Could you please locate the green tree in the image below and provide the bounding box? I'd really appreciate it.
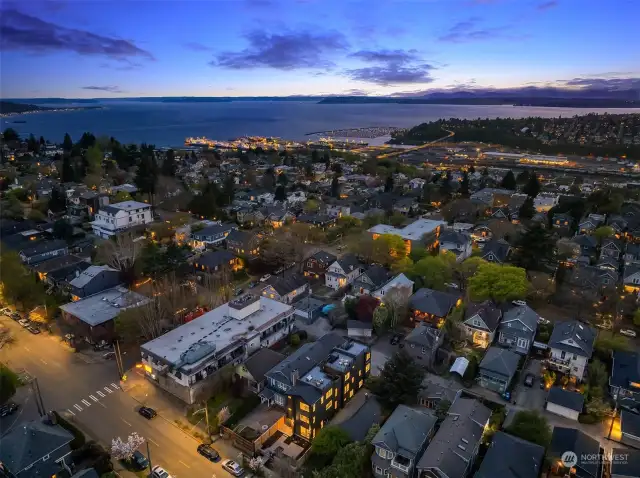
[595,333,630,354]
[633,309,640,327]
[411,256,452,290]
[304,199,320,213]
[500,170,517,190]
[523,171,541,197]
[27,133,40,153]
[331,174,340,197]
[454,256,487,288]
[384,175,394,192]
[505,410,552,447]
[85,145,103,175]
[435,399,452,421]
[161,149,177,177]
[512,223,556,271]
[391,256,413,274]
[53,219,74,241]
[78,132,96,149]
[518,196,536,220]
[593,226,615,244]
[274,185,286,202]
[2,128,20,142]
[460,171,470,196]
[368,350,425,410]
[585,397,612,420]
[373,305,390,332]
[114,190,133,202]
[62,133,73,151]
[516,170,530,184]
[468,263,529,302]
[310,426,352,467]
[372,234,407,265]
[61,156,75,182]
[586,358,608,400]
[134,153,158,203]
[48,187,67,213]
[0,364,19,404]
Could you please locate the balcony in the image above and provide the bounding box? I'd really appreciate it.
[547,356,571,370]
[391,455,412,474]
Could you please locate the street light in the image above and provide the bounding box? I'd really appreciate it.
[193,403,210,438]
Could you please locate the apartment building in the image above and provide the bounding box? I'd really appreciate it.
[91,200,153,238]
[368,219,446,255]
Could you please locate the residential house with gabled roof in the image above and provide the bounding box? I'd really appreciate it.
[261,273,309,304]
[194,250,241,274]
[353,265,391,295]
[573,234,598,257]
[489,206,510,220]
[409,288,462,328]
[480,239,510,264]
[578,213,605,234]
[609,351,640,414]
[261,206,295,229]
[600,237,625,260]
[497,304,538,355]
[236,348,286,394]
[596,255,619,273]
[439,231,472,262]
[303,250,337,280]
[477,346,520,393]
[372,273,414,302]
[296,213,336,229]
[607,214,628,235]
[545,386,585,421]
[623,242,640,266]
[568,265,617,294]
[325,254,364,290]
[225,229,261,259]
[611,448,640,478]
[548,427,603,478]
[475,431,545,478]
[417,398,491,478]
[404,323,444,369]
[370,405,437,478]
[547,320,596,381]
[69,265,121,301]
[462,301,502,349]
[190,222,238,250]
[552,213,574,231]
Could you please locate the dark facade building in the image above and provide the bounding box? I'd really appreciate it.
[225,230,261,259]
[18,240,68,265]
[69,265,121,301]
[303,250,337,280]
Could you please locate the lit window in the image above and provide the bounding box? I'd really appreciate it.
[359,380,364,388]
[326,401,333,410]
[366,352,371,361]
[320,396,324,404]
[300,426,310,439]
[299,402,310,412]
[299,415,309,424]
[325,389,333,399]
[365,363,371,373]
[344,383,350,393]
[345,372,350,381]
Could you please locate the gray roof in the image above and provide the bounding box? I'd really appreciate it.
[549,427,600,478]
[288,382,322,404]
[225,229,256,246]
[69,265,118,288]
[418,379,459,403]
[72,469,100,478]
[409,288,460,317]
[33,254,84,273]
[479,347,520,378]
[611,448,640,478]
[269,273,307,296]
[474,431,545,478]
[405,323,442,350]
[610,351,640,390]
[465,300,502,332]
[547,386,585,412]
[311,250,337,264]
[19,239,67,257]
[500,305,538,332]
[194,222,237,237]
[198,250,236,269]
[623,264,640,281]
[360,265,390,288]
[440,231,471,246]
[339,396,383,442]
[621,410,640,439]
[242,348,286,383]
[481,239,510,262]
[335,253,361,273]
[572,234,597,249]
[347,320,373,330]
[372,405,437,458]
[418,398,491,478]
[548,320,596,358]
[264,332,345,386]
[59,287,150,326]
[0,420,73,475]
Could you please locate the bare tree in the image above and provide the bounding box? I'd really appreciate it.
[156,274,198,328]
[199,270,233,309]
[96,232,145,274]
[261,229,306,269]
[383,286,412,329]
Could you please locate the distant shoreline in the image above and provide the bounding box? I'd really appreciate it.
[0,106,103,118]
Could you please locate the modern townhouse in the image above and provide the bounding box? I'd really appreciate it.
[610,351,640,414]
[548,427,603,478]
[303,250,337,280]
[91,200,153,239]
[69,265,121,301]
[403,323,444,369]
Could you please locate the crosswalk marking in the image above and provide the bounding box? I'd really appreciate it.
[90,395,98,402]
[97,391,105,397]
[67,409,75,416]
[82,399,91,407]
[104,387,113,394]
[111,383,120,390]
[74,404,82,411]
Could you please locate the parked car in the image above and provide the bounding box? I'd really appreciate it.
[138,406,157,420]
[259,274,271,282]
[620,329,637,338]
[151,465,173,478]
[512,300,527,306]
[0,307,11,316]
[26,326,40,335]
[537,317,551,325]
[234,288,244,296]
[18,319,30,328]
[274,267,284,275]
[10,312,21,321]
[524,373,535,387]
[222,459,245,476]
[0,402,19,417]
[129,450,149,471]
[595,321,612,330]
[197,444,220,462]
[103,351,116,360]
[248,281,258,288]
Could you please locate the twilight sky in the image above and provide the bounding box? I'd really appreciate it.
[1,0,638,98]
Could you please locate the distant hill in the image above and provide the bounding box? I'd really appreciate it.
[318,96,640,107]
[0,101,51,115]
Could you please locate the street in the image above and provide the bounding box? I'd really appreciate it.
[0,314,240,477]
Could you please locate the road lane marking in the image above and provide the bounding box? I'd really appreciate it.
[74,404,82,411]
[121,418,131,426]
[81,399,91,407]
[148,438,159,447]
[111,383,120,389]
[67,409,75,416]
[24,346,31,352]
[179,461,191,469]
[97,401,107,408]
[104,387,113,394]
[40,358,48,365]
[90,395,98,402]
[97,391,105,397]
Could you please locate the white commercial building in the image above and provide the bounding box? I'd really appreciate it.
[140,295,294,404]
[91,200,153,238]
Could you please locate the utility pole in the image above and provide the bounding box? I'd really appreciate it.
[204,404,210,437]
[114,340,124,379]
[31,378,45,416]
[146,440,153,471]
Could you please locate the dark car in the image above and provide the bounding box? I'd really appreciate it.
[0,402,19,417]
[26,326,41,335]
[248,281,257,288]
[138,406,157,420]
[10,312,21,321]
[197,444,220,462]
[524,373,535,387]
[234,288,244,296]
[129,450,149,471]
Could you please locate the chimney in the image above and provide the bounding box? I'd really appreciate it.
[291,369,299,386]
[46,411,58,425]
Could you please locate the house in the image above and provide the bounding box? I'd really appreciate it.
[477,346,520,394]
[568,264,617,292]
[408,178,426,190]
[236,207,264,226]
[623,243,640,266]
[225,229,261,259]
[480,239,511,263]
[262,206,295,228]
[601,237,624,260]
[548,427,603,478]
[553,213,574,229]
[347,319,374,340]
[417,379,459,410]
[141,295,295,404]
[303,250,337,280]
[67,189,109,222]
[578,213,605,234]
[417,398,491,478]
[533,193,559,212]
[621,410,640,448]
[470,188,513,206]
[370,405,437,478]
[462,301,502,348]
[623,265,640,293]
[372,273,414,302]
[497,304,538,355]
[489,206,510,220]
[296,213,336,229]
[0,417,75,477]
[573,234,598,257]
[393,197,418,215]
[19,240,68,265]
[325,254,364,290]
[190,222,238,250]
[91,200,153,239]
[261,273,308,304]
[409,288,461,328]
[194,250,241,274]
[545,386,584,420]
[547,320,596,381]
[609,351,640,412]
[236,348,286,395]
[439,231,472,262]
[403,323,444,369]
[60,286,150,345]
[353,265,391,295]
[475,431,545,478]
[33,253,85,282]
[610,448,640,478]
[69,265,121,301]
[368,218,447,256]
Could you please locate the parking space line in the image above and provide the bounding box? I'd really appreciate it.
[179,461,190,469]
[67,409,75,416]
[74,404,82,411]
[104,387,113,394]
[148,438,159,447]
[97,391,105,397]
[81,399,91,407]
[90,395,98,402]
[121,418,131,426]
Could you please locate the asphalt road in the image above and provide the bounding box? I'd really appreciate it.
[0,314,238,478]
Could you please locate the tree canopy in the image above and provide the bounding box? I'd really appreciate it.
[468,263,529,302]
[512,223,556,271]
[368,350,425,410]
[505,410,552,448]
[500,170,517,190]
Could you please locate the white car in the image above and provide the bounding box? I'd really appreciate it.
[18,319,31,328]
[0,307,11,316]
[222,459,245,476]
[537,317,550,325]
[512,300,527,307]
[151,466,174,478]
[620,329,637,338]
[259,274,271,282]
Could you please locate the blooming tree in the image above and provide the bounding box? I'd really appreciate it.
[217,406,231,424]
[111,432,145,460]
[248,457,263,472]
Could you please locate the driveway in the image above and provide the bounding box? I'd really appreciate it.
[370,334,401,376]
[513,359,547,411]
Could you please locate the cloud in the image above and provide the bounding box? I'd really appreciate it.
[99,59,143,71]
[0,8,154,60]
[213,29,348,70]
[438,17,505,43]
[183,42,213,52]
[349,49,419,64]
[346,48,436,86]
[560,77,640,90]
[81,85,123,93]
[537,1,558,10]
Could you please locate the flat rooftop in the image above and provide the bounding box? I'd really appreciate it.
[60,286,149,326]
[109,200,150,210]
[301,365,332,389]
[368,218,446,241]
[229,294,260,310]
[141,296,293,370]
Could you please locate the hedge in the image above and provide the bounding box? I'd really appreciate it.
[225,395,261,429]
[54,411,86,450]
